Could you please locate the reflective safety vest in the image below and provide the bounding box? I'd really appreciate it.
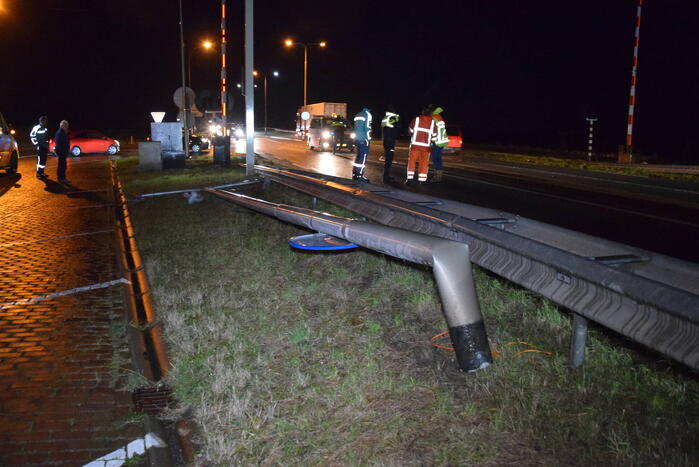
[432,114,449,147]
[408,115,435,147]
[354,109,372,141]
[30,124,49,147]
[381,112,399,128]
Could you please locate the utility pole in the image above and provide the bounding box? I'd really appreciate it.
[586,117,598,161]
[178,0,189,154]
[623,0,643,162]
[245,0,254,175]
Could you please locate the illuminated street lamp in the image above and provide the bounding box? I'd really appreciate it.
[188,39,215,92]
[283,39,327,106]
[253,70,280,134]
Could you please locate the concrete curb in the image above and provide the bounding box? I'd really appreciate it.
[109,160,196,466]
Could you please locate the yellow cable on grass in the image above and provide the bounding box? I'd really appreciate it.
[430,334,551,359]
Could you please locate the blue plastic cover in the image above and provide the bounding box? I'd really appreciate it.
[289,233,359,251]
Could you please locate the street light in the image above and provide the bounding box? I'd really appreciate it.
[253,70,280,134]
[187,39,215,91]
[283,39,327,106]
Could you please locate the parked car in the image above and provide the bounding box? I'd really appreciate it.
[445,124,463,153]
[0,111,19,174]
[189,134,211,153]
[50,130,120,156]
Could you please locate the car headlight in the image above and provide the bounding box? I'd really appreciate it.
[322,142,330,148]
[322,130,332,139]
[350,132,356,139]
[201,138,209,143]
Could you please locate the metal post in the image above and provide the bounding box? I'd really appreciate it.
[178,0,189,154]
[221,0,227,136]
[187,49,191,97]
[244,0,255,175]
[625,0,643,161]
[303,44,308,106]
[586,117,597,161]
[264,74,268,135]
[569,312,589,369]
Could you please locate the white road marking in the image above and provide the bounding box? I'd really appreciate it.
[0,278,131,309]
[0,229,114,248]
[82,433,166,466]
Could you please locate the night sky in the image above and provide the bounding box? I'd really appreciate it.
[1,0,698,162]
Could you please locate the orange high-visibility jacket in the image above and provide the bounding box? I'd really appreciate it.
[408,115,436,147]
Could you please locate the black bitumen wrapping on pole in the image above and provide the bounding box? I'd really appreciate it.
[449,322,492,372]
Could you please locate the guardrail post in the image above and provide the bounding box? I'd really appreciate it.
[569,312,589,369]
[262,176,271,191]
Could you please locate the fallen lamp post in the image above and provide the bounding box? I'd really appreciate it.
[205,187,493,372]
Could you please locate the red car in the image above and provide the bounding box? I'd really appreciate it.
[50,130,120,157]
[445,124,463,152]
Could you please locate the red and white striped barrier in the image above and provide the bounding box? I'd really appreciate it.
[626,0,643,157]
[221,0,228,133]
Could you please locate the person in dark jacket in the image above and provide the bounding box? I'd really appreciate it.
[54,120,71,183]
[352,107,372,182]
[381,104,399,183]
[30,116,50,178]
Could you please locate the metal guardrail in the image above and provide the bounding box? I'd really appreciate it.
[110,161,192,465]
[254,166,699,370]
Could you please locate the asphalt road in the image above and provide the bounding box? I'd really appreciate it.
[253,134,699,264]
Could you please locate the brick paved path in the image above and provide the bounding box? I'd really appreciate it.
[0,156,142,465]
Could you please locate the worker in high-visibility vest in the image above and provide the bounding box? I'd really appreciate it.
[380,104,399,184]
[406,106,437,184]
[30,116,50,178]
[352,107,372,182]
[430,106,449,182]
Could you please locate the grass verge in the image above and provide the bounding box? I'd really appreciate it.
[118,156,699,465]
